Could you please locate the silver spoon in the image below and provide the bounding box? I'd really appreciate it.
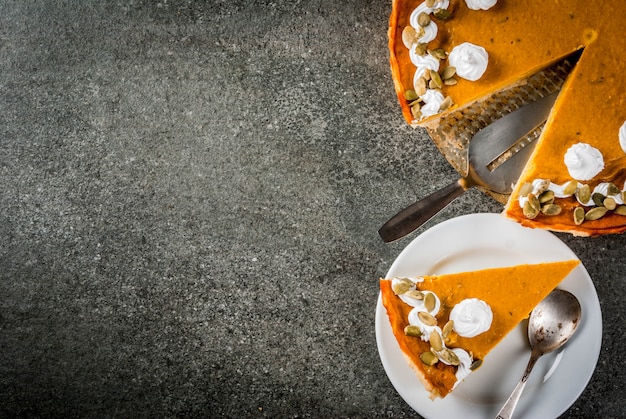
[495,289,582,419]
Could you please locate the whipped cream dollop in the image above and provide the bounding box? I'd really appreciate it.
[410,0,450,18]
[450,298,493,338]
[409,49,440,75]
[465,0,497,10]
[408,1,447,44]
[517,178,549,207]
[403,290,441,314]
[564,142,604,181]
[420,89,445,118]
[520,179,626,207]
[419,21,439,43]
[451,348,473,387]
[545,180,573,199]
[391,277,443,314]
[619,121,626,154]
[408,308,443,342]
[575,182,626,206]
[448,42,489,81]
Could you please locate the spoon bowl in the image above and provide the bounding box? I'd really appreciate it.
[528,288,582,354]
[495,289,582,419]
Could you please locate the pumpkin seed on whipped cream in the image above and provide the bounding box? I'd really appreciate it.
[390,276,492,387]
[400,0,494,122]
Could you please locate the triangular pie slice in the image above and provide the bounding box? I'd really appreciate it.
[388,0,626,235]
[379,259,580,399]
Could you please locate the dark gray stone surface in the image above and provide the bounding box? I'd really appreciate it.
[1,1,624,417]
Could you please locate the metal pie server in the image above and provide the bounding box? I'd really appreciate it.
[378,91,558,243]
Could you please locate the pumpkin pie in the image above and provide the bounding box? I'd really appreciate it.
[379,259,580,398]
[388,0,626,236]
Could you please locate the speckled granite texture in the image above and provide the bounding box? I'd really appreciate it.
[1,1,624,417]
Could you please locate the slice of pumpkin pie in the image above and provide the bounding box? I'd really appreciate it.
[379,259,580,398]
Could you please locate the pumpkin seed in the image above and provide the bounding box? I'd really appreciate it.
[414,76,427,96]
[425,0,436,7]
[607,183,620,196]
[442,320,454,339]
[410,103,422,120]
[404,89,419,102]
[470,359,483,371]
[424,293,436,312]
[523,200,538,219]
[436,348,460,366]
[541,203,562,216]
[392,281,411,295]
[418,311,437,326]
[585,206,608,221]
[441,66,456,80]
[397,277,414,285]
[604,197,617,210]
[428,48,447,60]
[439,96,453,111]
[405,289,424,300]
[615,205,626,216]
[538,190,555,204]
[622,191,626,203]
[428,69,443,89]
[414,42,427,56]
[404,325,422,337]
[563,180,578,196]
[573,206,585,225]
[519,182,533,197]
[401,26,418,49]
[576,184,591,203]
[429,330,443,351]
[420,351,438,366]
[528,193,541,211]
[443,77,458,86]
[433,8,451,20]
[592,192,606,207]
[535,179,550,195]
[417,12,431,27]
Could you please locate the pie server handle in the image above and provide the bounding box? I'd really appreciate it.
[377,178,469,243]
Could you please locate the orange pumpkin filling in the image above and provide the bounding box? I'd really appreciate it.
[380,259,580,398]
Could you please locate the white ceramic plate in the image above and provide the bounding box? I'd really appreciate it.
[376,213,601,419]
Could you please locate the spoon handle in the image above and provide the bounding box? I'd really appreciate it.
[495,350,541,419]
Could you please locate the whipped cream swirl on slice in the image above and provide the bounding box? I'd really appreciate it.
[576,182,626,206]
[450,298,493,338]
[564,142,604,181]
[465,0,497,10]
[518,178,549,207]
[451,348,473,387]
[448,42,489,81]
[542,180,626,206]
[409,49,440,74]
[418,21,438,44]
[420,89,445,118]
[405,290,441,315]
[546,180,574,198]
[408,308,442,342]
[619,121,626,154]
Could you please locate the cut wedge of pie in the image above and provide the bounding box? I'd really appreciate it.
[379,259,580,398]
[388,0,626,236]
